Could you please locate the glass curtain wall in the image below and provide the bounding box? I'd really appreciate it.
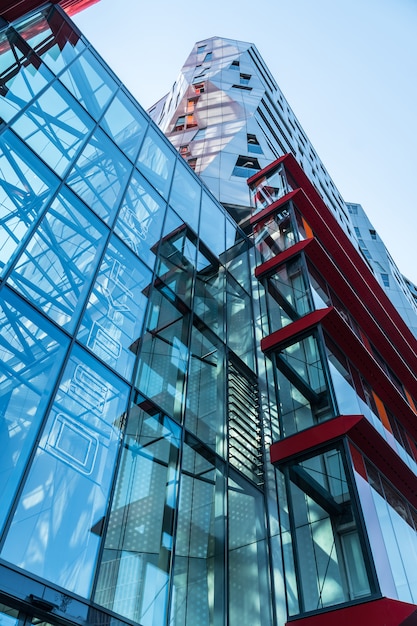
[0,7,273,626]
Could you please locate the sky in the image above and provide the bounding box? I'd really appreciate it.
[74,0,417,283]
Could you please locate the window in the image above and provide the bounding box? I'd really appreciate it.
[194,82,205,94]
[197,44,207,54]
[179,144,190,156]
[230,60,240,70]
[203,52,212,62]
[187,97,198,112]
[369,229,377,239]
[232,155,260,178]
[381,273,390,288]
[187,157,197,171]
[247,134,262,154]
[240,73,251,85]
[173,114,197,132]
[173,115,186,131]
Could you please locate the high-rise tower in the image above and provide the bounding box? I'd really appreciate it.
[1,9,417,626]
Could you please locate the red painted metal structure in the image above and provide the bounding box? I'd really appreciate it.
[0,0,99,21]
[248,154,417,626]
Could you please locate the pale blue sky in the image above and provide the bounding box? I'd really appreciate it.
[75,0,417,282]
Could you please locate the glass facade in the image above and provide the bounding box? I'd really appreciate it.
[0,7,274,626]
[1,8,417,626]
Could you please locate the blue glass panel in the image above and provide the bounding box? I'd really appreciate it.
[11,80,94,177]
[15,8,86,75]
[67,129,132,225]
[156,207,196,307]
[0,130,59,276]
[136,126,175,200]
[199,191,226,257]
[1,344,129,598]
[0,287,69,533]
[77,235,151,380]
[168,158,201,233]
[100,90,148,161]
[94,396,181,624]
[114,168,166,270]
[59,49,117,121]
[0,30,54,124]
[8,188,107,333]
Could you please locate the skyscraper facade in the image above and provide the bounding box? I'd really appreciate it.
[0,7,417,626]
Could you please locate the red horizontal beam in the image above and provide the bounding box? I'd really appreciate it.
[0,0,99,21]
[285,597,417,626]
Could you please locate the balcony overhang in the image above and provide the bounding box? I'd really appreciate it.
[270,414,417,510]
[262,307,417,441]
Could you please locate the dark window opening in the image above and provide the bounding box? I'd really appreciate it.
[232,155,260,178]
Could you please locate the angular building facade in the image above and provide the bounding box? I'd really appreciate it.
[0,6,417,626]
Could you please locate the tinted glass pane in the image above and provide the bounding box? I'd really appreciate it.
[0,30,53,124]
[199,191,226,257]
[1,345,129,598]
[136,127,175,199]
[168,158,201,233]
[67,129,132,224]
[8,188,107,332]
[114,169,166,270]
[171,437,225,626]
[0,287,69,533]
[136,286,189,422]
[228,470,272,625]
[11,81,94,177]
[0,130,59,276]
[226,274,254,370]
[185,326,225,455]
[100,90,148,161]
[59,49,117,120]
[94,396,181,624]
[77,236,152,380]
[15,8,86,75]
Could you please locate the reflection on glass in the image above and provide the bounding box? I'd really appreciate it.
[136,127,175,200]
[1,345,129,598]
[253,205,296,262]
[94,395,181,625]
[136,285,189,422]
[0,29,53,124]
[226,273,255,370]
[265,258,312,333]
[221,237,251,292]
[11,80,94,176]
[0,287,69,533]
[77,236,152,380]
[59,48,117,121]
[185,326,225,455]
[199,191,226,257]
[15,7,86,75]
[8,188,107,332]
[67,129,132,225]
[114,169,165,270]
[100,90,148,161]
[194,255,224,340]
[0,130,59,276]
[228,469,272,625]
[168,158,201,233]
[170,435,225,626]
[275,334,333,436]
[156,212,196,307]
[284,448,372,613]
